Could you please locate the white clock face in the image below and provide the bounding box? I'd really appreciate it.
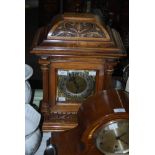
[95,119,129,154]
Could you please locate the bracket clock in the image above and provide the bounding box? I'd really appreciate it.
[31,13,126,131]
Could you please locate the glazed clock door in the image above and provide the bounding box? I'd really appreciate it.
[49,61,105,112]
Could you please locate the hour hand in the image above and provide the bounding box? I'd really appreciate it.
[116,132,127,140]
[116,132,128,145]
[119,137,128,145]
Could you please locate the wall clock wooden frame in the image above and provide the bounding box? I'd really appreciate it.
[31,13,126,131]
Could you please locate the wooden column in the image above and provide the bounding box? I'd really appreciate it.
[104,59,118,89]
[39,58,50,113]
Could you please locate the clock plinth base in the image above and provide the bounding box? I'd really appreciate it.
[42,121,77,132]
[42,113,78,132]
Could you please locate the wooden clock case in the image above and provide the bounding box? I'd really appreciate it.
[49,89,129,155]
[31,13,126,131]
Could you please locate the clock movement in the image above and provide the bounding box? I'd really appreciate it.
[31,13,126,131]
[47,89,129,155]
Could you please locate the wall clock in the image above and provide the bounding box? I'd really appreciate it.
[31,13,127,131]
[47,89,129,155]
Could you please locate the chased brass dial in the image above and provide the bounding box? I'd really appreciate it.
[95,119,129,155]
[56,70,96,102]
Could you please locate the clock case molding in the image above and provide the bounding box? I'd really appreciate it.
[31,13,127,131]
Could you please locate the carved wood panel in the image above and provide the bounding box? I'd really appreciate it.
[47,112,77,122]
[49,21,105,38]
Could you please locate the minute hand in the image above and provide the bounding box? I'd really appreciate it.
[119,137,129,145]
[116,132,127,140]
[116,132,128,145]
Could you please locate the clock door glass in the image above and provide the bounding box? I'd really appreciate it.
[95,119,129,154]
[56,69,96,103]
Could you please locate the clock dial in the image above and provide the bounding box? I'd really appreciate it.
[95,119,129,154]
[56,70,96,102]
[66,74,87,94]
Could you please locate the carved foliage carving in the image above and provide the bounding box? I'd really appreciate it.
[47,21,106,39]
[47,112,77,122]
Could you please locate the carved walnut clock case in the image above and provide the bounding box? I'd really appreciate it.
[31,13,126,131]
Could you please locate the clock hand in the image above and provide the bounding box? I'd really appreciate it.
[118,137,129,145]
[70,76,80,93]
[115,132,128,145]
[75,81,80,93]
[116,132,127,140]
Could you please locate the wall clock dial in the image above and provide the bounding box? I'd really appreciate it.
[95,119,129,155]
[56,70,96,102]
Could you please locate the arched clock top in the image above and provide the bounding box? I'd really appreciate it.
[31,13,126,57]
[47,13,111,41]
